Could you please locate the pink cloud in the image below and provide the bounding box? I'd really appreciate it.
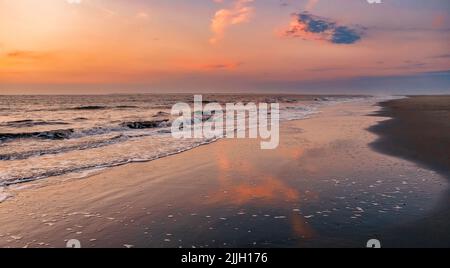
[209,0,254,44]
[305,0,319,11]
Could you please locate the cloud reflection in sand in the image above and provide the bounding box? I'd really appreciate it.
[205,140,317,241]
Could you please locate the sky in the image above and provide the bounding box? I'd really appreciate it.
[0,0,449,94]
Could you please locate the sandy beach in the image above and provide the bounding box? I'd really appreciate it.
[0,98,448,248]
[370,96,450,178]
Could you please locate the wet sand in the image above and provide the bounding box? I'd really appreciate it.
[0,99,448,248]
[370,96,450,247]
[370,96,450,178]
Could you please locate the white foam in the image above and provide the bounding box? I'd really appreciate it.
[0,95,377,188]
[0,187,12,203]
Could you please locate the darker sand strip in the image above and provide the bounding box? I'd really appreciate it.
[369,96,450,179]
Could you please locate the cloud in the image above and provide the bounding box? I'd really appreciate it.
[305,0,319,11]
[66,0,82,4]
[174,59,244,71]
[5,50,51,60]
[282,12,365,45]
[306,67,343,72]
[432,14,447,29]
[430,54,450,59]
[136,12,150,20]
[202,62,243,70]
[209,0,254,44]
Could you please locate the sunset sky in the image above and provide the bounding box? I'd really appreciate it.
[0,0,449,94]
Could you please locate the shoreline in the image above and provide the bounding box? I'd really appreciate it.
[369,96,450,179]
[0,97,363,189]
[0,98,448,248]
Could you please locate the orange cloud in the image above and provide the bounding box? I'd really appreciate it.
[136,11,150,20]
[209,0,254,44]
[173,59,243,71]
[432,14,447,28]
[5,50,52,60]
[281,16,321,41]
[202,62,243,70]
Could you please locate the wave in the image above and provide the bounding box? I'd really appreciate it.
[0,119,69,128]
[0,120,170,143]
[115,105,139,109]
[120,120,170,129]
[0,129,74,142]
[74,117,88,121]
[20,105,141,113]
[0,137,218,187]
[70,105,107,110]
[0,135,127,161]
[153,111,170,117]
[0,96,371,187]
[70,105,139,111]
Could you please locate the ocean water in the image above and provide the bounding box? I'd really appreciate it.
[0,94,365,186]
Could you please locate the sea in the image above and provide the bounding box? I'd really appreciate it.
[0,94,364,187]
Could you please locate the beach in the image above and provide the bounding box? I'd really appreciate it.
[370,96,450,178]
[370,96,450,247]
[0,97,448,248]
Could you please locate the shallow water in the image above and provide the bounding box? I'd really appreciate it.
[0,94,362,186]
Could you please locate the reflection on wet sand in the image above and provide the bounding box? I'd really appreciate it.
[206,139,316,242]
[291,212,315,239]
[209,176,300,205]
[192,100,448,247]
